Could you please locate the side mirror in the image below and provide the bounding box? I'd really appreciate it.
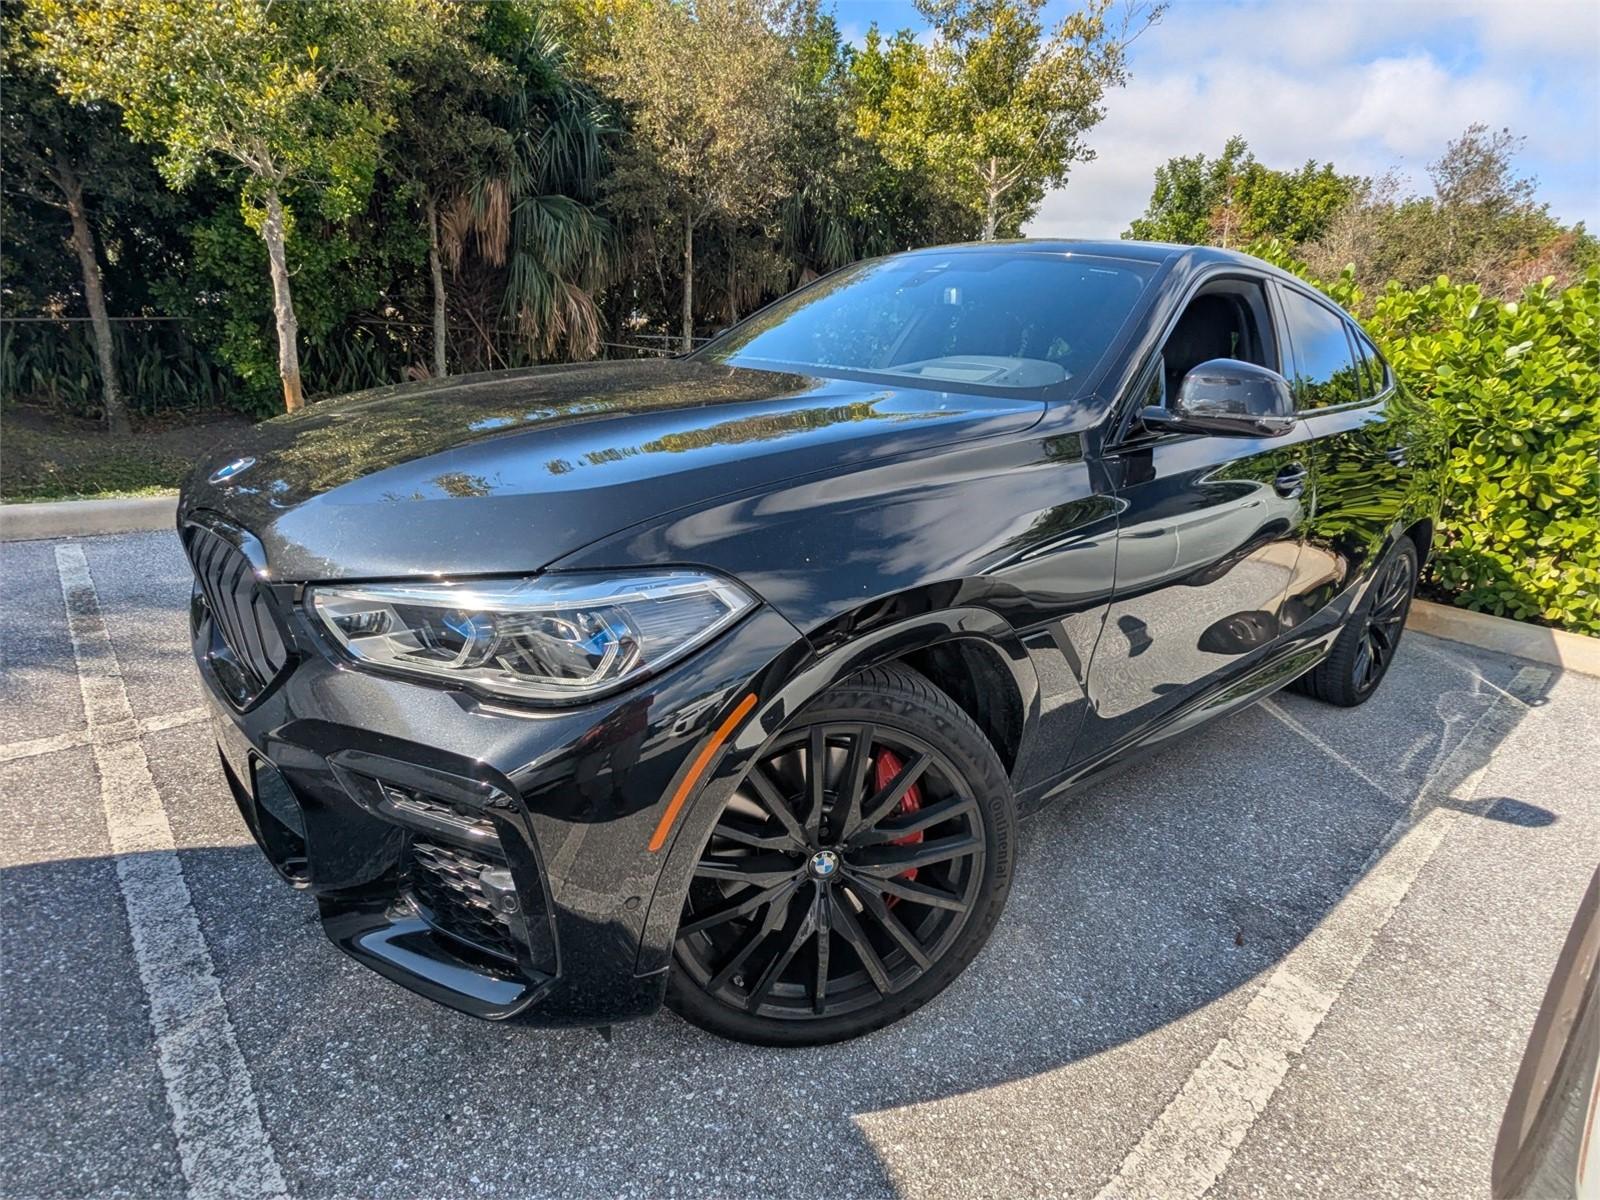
[1140,358,1297,438]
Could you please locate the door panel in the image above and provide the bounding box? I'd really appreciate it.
[1285,404,1406,628]
[989,484,1122,796]
[1275,287,1414,630]
[1081,423,1312,758]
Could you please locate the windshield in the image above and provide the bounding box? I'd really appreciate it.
[697,250,1156,393]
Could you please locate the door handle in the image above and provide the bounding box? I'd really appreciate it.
[1273,463,1309,499]
[1386,445,1408,466]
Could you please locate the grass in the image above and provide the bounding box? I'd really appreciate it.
[1,407,252,502]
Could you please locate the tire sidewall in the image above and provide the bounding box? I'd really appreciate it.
[1352,537,1419,698]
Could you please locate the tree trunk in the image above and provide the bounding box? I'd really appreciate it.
[726,235,738,328]
[260,189,304,412]
[681,207,695,354]
[58,167,129,435]
[425,194,448,379]
[982,158,1000,241]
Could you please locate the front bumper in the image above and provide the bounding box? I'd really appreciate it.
[195,571,807,1027]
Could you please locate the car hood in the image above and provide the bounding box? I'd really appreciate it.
[179,358,1044,580]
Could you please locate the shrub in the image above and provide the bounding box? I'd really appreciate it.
[1371,274,1598,634]
[1250,239,1599,635]
[1,319,232,418]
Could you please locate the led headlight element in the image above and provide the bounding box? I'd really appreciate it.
[308,571,755,701]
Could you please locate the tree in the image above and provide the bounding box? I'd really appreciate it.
[390,10,510,378]
[774,6,919,285]
[1300,125,1597,297]
[1420,124,1596,290]
[450,7,614,362]
[844,24,976,250]
[386,3,613,375]
[591,0,791,351]
[904,0,1161,240]
[1125,136,1359,247]
[1430,124,1540,260]
[776,6,867,279]
[1132,127,1593,298]
[1,31,143,433]
[27,0,443,412]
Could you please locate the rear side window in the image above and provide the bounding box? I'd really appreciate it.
[1280,288,1363,410]
[1350,325,1390,398]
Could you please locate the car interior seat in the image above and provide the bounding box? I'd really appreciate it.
[1162,294,1247,400]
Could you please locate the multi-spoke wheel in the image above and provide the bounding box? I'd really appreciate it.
[667,664,1015,1044]
[1294,534,1419,707]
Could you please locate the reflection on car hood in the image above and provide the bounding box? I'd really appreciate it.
[179,358,1043,580]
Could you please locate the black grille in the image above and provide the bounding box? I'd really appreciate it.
[183,519,287,699]
[409,841,523,962]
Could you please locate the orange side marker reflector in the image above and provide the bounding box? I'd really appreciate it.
[647,692,759,853]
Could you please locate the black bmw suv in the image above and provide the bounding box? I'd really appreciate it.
[181,241,1443,1044]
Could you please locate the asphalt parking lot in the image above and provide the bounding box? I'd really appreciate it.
[3,529,1597,1200]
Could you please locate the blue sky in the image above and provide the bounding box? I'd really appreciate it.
[829,0,1600,238]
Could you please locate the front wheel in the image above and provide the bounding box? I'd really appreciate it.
[1294,534,1419,707]
[666,664,1016,1045]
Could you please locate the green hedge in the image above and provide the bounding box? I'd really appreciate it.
[0,315,428,422]
[1373,275,1599,635]
[1,319,233,418]
[1252,241,1598,636]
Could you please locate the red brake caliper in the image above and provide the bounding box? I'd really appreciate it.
[873,748,923,905]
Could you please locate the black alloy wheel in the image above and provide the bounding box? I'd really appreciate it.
[667,665,1015,1044]
[1295,534,1419,707]
[1354,549,1415,690]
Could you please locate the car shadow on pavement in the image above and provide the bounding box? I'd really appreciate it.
[1,638,1565,1199]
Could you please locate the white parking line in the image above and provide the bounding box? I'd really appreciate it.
[1260,697,1402,803]
[0,707,208,764]
[142,705,211,734]
[1095,666,1549,1200]
[55,545,288,1200]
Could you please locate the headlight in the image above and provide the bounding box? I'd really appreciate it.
[307,571,756,702]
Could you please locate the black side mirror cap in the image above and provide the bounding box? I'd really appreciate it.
[1144,358,1298,438]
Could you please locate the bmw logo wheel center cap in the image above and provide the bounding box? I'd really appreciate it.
[807,849,840,881]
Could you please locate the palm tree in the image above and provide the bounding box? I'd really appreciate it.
[440,14,612,363]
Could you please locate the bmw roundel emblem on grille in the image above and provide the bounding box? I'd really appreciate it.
[808,849,839,879]
[208,456,256,484]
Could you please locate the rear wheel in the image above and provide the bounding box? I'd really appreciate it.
[666,664,1015,1045]
[1294,535,1418,707]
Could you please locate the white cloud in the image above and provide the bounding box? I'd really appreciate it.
[1025,0,1599,240]
[1468,0,1600,59]
[1336,55,1527,156]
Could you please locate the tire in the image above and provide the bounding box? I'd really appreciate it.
[1293,535,1419,707]
[666,663,1016,1045]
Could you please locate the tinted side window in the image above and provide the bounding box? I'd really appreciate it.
[1281,289,1362,410]
[1350,332,1376,397]
[1351,326,1389,398]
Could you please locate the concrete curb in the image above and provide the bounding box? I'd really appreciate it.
[1408,598,1600,679]
[0,495,177,541]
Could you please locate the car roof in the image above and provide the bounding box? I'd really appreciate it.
[905,237,1300,280]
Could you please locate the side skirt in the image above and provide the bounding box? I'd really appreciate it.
[1018,626,1339,812]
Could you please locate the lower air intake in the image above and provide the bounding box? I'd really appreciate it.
[408,840,524,963]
